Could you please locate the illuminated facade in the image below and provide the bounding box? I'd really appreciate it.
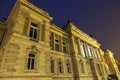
[116,60,120,72]
[0,0,119,80]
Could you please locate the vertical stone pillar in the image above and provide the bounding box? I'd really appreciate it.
[89,59,98,80]
[77,39,81,55]
[26,17,31,37]
[60,36,62,52]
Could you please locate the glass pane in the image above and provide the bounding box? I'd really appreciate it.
[34,29,37,39]
[29,27,33,37]
[31,23,37,27]
[80,45,86,57]
[55,39,59,42]
[29,53,35,57]
[55,44,59,51]
[27,58,31,69]
[31,59,35,69]
[51,60,54,73]
[63,42,66,45]
[63,46,67,53]
[67,63,70,73]
[58,62,62,73]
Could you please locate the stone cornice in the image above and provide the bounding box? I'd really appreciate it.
[50,24,69,37]
[18,0,53,21]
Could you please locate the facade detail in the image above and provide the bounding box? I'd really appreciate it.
[0,0,120,80]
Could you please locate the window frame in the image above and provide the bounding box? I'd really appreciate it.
[51,59,55,73]
[29,22,38,40]
[55,39,60,51]
[87,45,93,57]
[58,60,63,73]
[27,52,36,70]
[80,41,87,57]
[62,42,67,53]
[66,61,71,73]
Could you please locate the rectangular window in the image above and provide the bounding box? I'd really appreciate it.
[55,39,60,51]
[58,61,63,73]
[80,41,87,57]
[51,60,54,73]
[29,23,38,39]
[94,48,99,58]
[63,42,67,53]
[27,53,35,70]
[87,45,93,57]
[66,62,71,73]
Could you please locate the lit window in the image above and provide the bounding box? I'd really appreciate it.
[55,39,60,51]
[87,45,93,57]
[29,23,38,39]
[27,53,35,70]
[80,41,87,57]
[94,48,99,58]
[51,59,54,73]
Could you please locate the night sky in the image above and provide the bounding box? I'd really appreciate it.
[0,0,120,60]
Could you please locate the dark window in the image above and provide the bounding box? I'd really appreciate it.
[29,23,38,39]
[58,61,63,73]
[51,60,54,73]
[55,39,59,51]
[63,42,67,53]
[27,53,35,70]
[66,63,71,73]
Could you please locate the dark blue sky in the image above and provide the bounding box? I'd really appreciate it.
[0,0,120,60]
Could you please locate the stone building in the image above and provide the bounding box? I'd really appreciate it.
[104,50,120,80]
[0,0,119,80]
[116,60,120,72]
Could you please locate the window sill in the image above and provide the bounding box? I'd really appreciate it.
[51,50,70,56]
[24,69,39,73]
[29,38,39,42]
